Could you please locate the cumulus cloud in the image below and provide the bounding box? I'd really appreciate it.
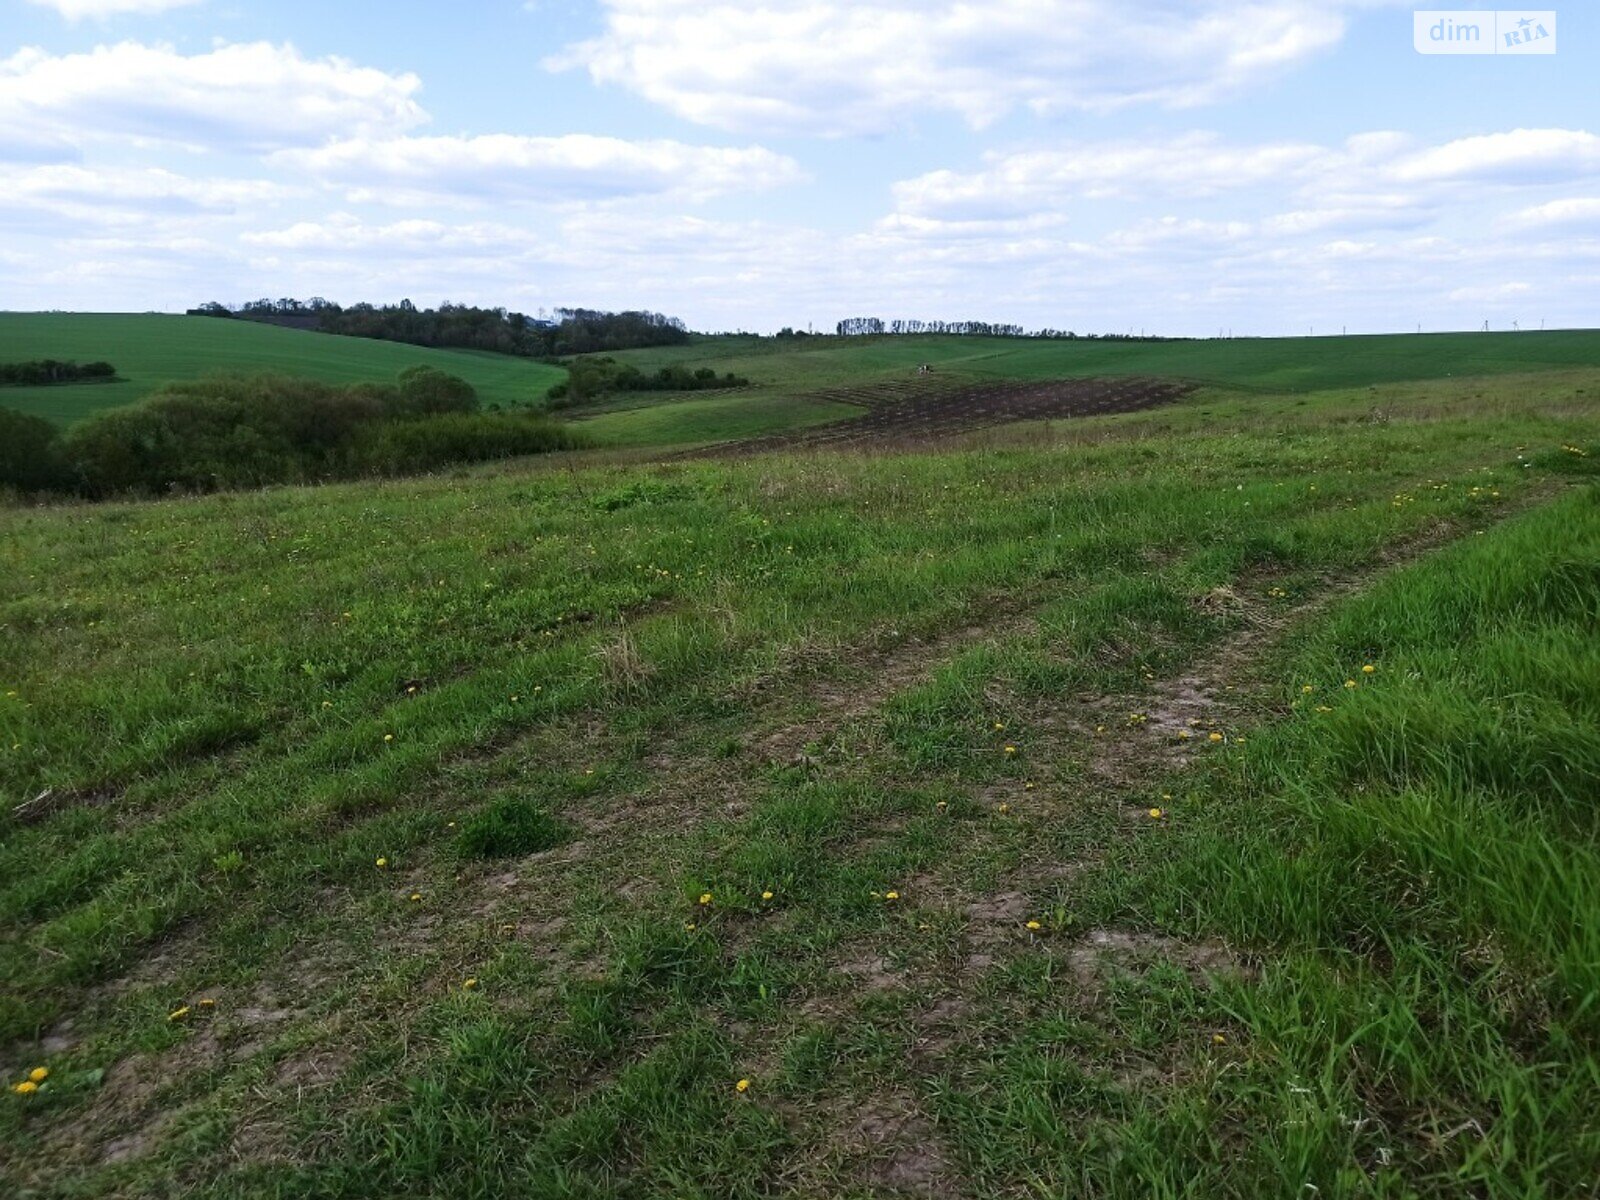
[272,134,804,205]
[550,0,1366,135]
[1389,128,1600,185]
[0,164,294,225]
[0,41,426,152]
[886,127,1599,233]
[1507,196,1600,230]
[25,0,204,18]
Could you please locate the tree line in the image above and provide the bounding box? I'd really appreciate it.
[0,367,585,499]
[1,360,117,387]
[547,358,751,406]
[190,299,692,358]
[833,318,1179,341]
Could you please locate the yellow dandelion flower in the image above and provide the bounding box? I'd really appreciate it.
[736,1078,751,1093]
[698,892,713,906]
[1208,732,1224,743]
[1344,679,1358,689]
[1212,1033,1227,1045]
[168,1006,190,1021]
[13,1081,38,1096]
[1026,920,1042,931]
[28,1067,48,1083]
[463,978,479,990]
[1362,664,1376,675]
[409,893,422,903]
[375,856,389,869]
[1004,745,1017,756]
[383,733,394,743]
[1301,685,1314,694]
[685,922,696,931]
[761,890,774,901]
[998,802,1011,814]
[197,998,215,1009]
[1024,781,1035,791]
[885,890,900,901]
[1148,807,1164,819]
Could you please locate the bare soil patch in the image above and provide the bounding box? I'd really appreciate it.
[683,376,1193,457]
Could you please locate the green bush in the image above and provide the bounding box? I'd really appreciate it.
[394,365,479,416]
[51,369,583,497]
[0,406,72,493]
[353,411,589,475]
[455,798,569,859]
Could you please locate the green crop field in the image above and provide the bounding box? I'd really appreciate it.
[603,327,1600,396]
[3,355,1598,1196]
[0,314,566,425]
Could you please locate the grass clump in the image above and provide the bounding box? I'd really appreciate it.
[455,798,570,859]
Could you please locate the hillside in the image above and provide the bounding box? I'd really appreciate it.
[0,314,566,425]
[3,365,1598,1196]
[600,328,1600,395]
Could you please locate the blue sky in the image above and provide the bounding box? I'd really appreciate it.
[0,0,1594,334]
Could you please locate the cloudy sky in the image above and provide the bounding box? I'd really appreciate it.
[0,0,1594,334]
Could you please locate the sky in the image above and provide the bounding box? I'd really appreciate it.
[0,0,1594,335]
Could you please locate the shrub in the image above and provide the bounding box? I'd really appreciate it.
[0,407,71,493]
[352,411,590,475]
[55,369,574,497]
[455,798,569,859]
[395,365,479,416]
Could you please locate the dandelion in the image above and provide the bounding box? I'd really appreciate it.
[28,1067,48,1083]
[736,1078,751,1093]
[1301,685,1314,694]
[762,890,774,901]
[409,893,422,903]
[12,1081,37,1096]
[1004,745,1017,756]
[1208,732,1224,743]
[1026,920,1042,931]
[698,892,713,906]
[992,722,1005,731]
[383,733,394,743]
[1176,729,1192,740]
[885,890,900,901]
[997,802,1011,814]
[463,978,479,991]
[1361,664,1376,675]
[685,922,696,932]
[1024,781,1036,791]
[1212,1033,1227,1045]
[169,1006,191,1022]
[376,857,389,869]
[1344,679,1358,690]
[197,998,215,1010]
[1148,808,1164,820]
[1315,705,1333,713]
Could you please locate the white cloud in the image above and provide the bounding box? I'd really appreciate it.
[272,134,804,205]
[1508,197,1600,230]
[0,42,426,152]
[892,134,1324,221]
[0,164,294,224]
[1390,129,1600,185]
[550,0,1366,135]
[25,0,204,19]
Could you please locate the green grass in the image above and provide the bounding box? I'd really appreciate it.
[0,314,566,425]
[0,365,1596,1196]
[602,327,1600,397]
[575,391,863,447]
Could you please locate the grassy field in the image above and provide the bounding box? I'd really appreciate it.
[575,392,863,448]
[2,363,1597,1196]
[0,314,566,424]
[603,328,1600,397]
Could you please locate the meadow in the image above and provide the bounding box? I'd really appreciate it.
[0,314,565,424]
[1,359,1597,1197]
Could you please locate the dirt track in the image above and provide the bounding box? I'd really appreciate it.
[686,375,1194,456]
